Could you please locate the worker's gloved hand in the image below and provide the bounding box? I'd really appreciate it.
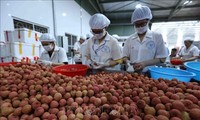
[37,60,52,66]
[133,62,145,72]
[85,59,94,68]
[127,63,134,72]
[93,62,110,69]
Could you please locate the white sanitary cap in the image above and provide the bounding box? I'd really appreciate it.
[112,34,120,40]
[131,6,152,23]
[39,33,56,42]
[86,34,92,39]
[89,13,110,29]
[80,36,85,40]
[183,37,194,42]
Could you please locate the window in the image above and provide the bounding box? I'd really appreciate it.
[65,33,77,57]
[13,17,49,33]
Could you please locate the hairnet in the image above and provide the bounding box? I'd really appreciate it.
[89,13,110,29]
[131,6,152,23]
[183,37,194,42]
[39,33,56,42]
[112,34,120,40]
[79,36,85,40]
[183,34,194,42]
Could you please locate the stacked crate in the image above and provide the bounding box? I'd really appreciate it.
[0,28,42,63]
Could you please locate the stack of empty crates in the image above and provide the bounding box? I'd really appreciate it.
[0,28,42,63]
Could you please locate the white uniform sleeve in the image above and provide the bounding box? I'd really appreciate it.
[177,46,184,57]
[122,39,130,58]
[111,40,122,60]
[58,48,68,63]
[39,52,46,61]
[192,46,200,56]
[154,33,168,58]
[73,42,79,51]
[85,40,91,58]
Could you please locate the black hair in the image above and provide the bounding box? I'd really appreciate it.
[172,48,177,51]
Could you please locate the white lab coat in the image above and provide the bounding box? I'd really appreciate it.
[80,40,88,64]
[40,46,68,63]
[73,41,82,62]
[85,33,122,70]
[123,29,168,63]
[178,45,199,59]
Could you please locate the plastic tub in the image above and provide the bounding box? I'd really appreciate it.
[0,62,18,66]
[53,64,88,77]
[184,62,200,81]
[148,67,196,82]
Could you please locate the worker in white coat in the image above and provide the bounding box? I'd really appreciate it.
[123,6,168,72]
[38,33,68,66]
[73,36,85,64]
[80,34,92,64]
[177,35,199,62]
[85,13,122,70]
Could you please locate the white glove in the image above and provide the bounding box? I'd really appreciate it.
[127,63,134,72]
[37,60,52,66]
[126,60,134,72]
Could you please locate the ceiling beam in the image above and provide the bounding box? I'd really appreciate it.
[167,0,183,20]
[89,0,100,13]
[110,1,135,12]
[104,4,200,14]
[139,0,165,8]
[99,0,134,4]
[110,16,200,25]
[96,0,103,13]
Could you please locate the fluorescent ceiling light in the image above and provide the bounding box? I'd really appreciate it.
[184,0,192,5]
[62,13,66,17]
[135,4,142,8]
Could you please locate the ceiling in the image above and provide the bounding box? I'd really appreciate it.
[76,0,200,26]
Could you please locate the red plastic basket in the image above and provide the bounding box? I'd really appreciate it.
[170,59,183,65]
[0,62,18,66]
[53,64,88,77]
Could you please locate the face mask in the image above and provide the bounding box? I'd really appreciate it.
[43,44,54,51]
[135,24,148,34]
[93,29,106,39]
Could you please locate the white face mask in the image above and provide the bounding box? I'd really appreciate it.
[135,24,148,34]
[43,44,54,51]
[92,29,106,39]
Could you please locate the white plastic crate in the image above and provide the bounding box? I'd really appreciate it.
[0,42,10,57]
[13,28,41,44]
[6,42,42,58]
[0,56,39,63]
[4,31,14,42]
